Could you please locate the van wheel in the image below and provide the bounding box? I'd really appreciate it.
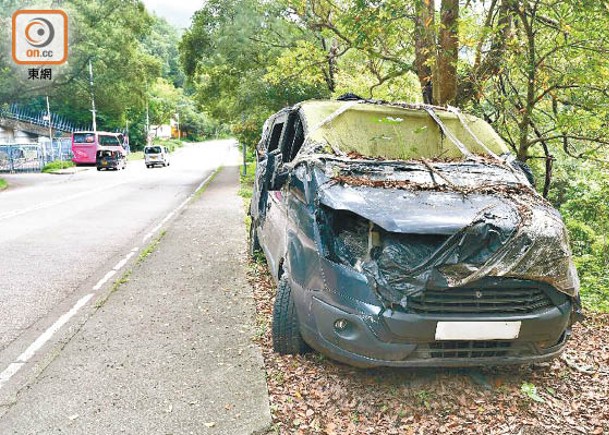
[272,277,309,355]
[249,220,261,257]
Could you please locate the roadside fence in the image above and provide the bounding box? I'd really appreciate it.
[0,139,72,173]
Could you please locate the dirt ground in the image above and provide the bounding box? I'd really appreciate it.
[248,262,609,435]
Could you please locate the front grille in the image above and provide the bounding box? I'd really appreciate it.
[408,332,568,361]
[406,287,555,315]
[422,341,512,358]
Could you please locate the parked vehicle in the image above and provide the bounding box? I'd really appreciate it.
[144,145,170,168]
[72,131,127,165]
[250,97,581,368]
[96,148,126,171]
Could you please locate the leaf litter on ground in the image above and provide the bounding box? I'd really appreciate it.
[247,261,609,434]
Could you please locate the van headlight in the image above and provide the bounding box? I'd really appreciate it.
[319,208,374,271]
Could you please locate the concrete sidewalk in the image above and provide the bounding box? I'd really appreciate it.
[0,164,271,434]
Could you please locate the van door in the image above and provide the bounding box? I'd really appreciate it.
[257,113,292,278]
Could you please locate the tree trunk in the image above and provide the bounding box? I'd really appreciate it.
[515,2,536,161]
[414,0,435,104]
[434,0,459,106]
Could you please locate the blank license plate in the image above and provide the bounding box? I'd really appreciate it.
[435,321,521,340]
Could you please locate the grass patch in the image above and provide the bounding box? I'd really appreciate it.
[238,160,256,201]
[127,151,144,161]
[239,159,256,250]
[137,230,166,265]
[94,270,132,309]
[41,160,75,173]
[0,179,7,191]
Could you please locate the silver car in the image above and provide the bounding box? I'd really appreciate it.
[144,145,170,168]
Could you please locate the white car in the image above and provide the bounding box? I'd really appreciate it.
[144,145,170,168]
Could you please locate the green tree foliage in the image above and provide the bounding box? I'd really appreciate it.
[182,0,609,310]
[0,0,211,146]
[149,78,181,125]
[179,0,330,148]
[468,1,609,193]
[558,164,609,311]
[50,0,160,134]
[142,16,185,88]
[0,0,159,135]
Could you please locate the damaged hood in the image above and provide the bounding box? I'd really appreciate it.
[317,179,579,299]
[318,182,513,235]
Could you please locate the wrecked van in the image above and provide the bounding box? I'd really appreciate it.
[249,97,581,367]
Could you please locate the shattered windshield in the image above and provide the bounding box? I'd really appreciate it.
[324,159,529,190]
[303,102,510,160]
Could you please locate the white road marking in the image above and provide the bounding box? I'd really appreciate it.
[141,169,217,243]
[17,294,94,362]
[113,252,135,271]
[0,363,24,389]
[0,293,94,390]
[0,143,231,392]
[92,270,116,291]
[0,242,141,390]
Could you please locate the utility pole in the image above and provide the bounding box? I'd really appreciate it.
[176,112,181,140]
[41,96,50,164]
[88,59,97,135]
[125,120,130,153]
[144,80,151,145]
[46,95,61,165]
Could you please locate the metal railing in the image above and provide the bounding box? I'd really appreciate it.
[0,104,91,133]
[0,140,73,173]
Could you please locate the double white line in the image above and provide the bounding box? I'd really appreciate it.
[0,246,139,390]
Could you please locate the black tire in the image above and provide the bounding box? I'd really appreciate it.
[96,167,101,171]
[272,277,309,355]
[249,220,261,257]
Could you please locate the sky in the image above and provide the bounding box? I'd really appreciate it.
[140,0,203,29]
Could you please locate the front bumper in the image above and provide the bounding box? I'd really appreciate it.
[295,261,573,368]
[300,296,570,368]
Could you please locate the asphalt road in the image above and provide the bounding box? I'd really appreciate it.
[0,140,231,388]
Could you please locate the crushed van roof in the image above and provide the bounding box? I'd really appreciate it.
[298,100,510,160]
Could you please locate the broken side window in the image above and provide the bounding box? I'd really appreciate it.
[288,117,305,162]
[279,114,296,163]
[267,122,284,154]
